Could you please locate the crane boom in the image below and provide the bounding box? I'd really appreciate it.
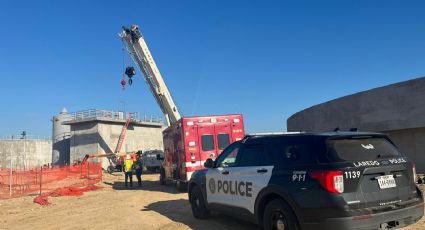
[119,25,182,126]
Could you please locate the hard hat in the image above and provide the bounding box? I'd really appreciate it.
[126,154,131,160]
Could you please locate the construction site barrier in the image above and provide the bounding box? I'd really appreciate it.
[0,163,102,205]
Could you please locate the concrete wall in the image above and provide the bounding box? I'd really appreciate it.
[288,77,425,132]
[386,128,425,173]
[69,122,99,164]
[287,77,425,172]
[0,140,52,169]
[97,123,163,154]
[69,120,164,168]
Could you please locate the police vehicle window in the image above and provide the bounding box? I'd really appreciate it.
[216,146,240,168]
[271,139,321,167]
[237,144,266,167]
[201,135,215,151]
[218,133,230,150]
[327,137,401,162]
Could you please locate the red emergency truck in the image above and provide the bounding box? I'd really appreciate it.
[160,114,244,189]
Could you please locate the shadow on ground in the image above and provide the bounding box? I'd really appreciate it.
[103,180,182,194]
[141,199,260,230]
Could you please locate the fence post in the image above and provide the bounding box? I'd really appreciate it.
[9,165,12,198]
[87,162,89,179]
[39,166,43,195]
[65,164,68,178]
[9,150,13,197]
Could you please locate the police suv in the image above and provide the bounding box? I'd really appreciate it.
[188,132,424,230]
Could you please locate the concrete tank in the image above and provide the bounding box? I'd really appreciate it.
[52,108,72,165]
[287,76,425,172]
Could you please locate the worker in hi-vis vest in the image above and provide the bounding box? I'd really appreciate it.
[123,154,133,188]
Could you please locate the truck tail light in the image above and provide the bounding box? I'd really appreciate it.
[309,170,344,193]
[413,164,417,183]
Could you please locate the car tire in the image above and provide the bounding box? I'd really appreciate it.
[263,199,298,230]
[159,169,166,185]
[189,186,210,219]
[107,165,115,174]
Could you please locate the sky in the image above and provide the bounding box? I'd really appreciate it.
[0,0,425,137]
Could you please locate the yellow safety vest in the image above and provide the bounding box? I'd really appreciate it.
[124,159,133,172]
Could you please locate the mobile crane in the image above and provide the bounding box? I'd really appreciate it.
[120,25,181,126]
[119,25,245,190]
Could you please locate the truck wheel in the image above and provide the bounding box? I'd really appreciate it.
[175,180,187,192]
[263,199,298,230]
[159,169,166,185]
[189,186,210,219]
[107,165,115,174]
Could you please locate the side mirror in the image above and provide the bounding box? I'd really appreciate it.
[204,158,214,168]
[156,154,164,161]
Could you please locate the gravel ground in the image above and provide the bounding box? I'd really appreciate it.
[0,173,423,230]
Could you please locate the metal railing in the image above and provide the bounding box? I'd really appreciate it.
[63,109,164,124]
[0,135,51,141]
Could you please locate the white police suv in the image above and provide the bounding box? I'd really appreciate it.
[188,132,424,230]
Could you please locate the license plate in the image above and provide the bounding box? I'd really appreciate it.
[377,175,396,189]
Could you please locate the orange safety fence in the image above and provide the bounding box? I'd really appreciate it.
[0,163,102,205]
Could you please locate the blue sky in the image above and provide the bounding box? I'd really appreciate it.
[0,0,425,136]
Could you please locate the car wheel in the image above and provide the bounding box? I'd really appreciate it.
[159,169,166,185]
[263,199,298,230]
[189,186,210,219]
[107,165,115,174]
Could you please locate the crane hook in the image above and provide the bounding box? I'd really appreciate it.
[121,79,126,90]
[125,66,136,86]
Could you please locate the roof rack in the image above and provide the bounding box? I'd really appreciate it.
[242,132,304,142]
[243,131,304,140]
[247,132,303,136]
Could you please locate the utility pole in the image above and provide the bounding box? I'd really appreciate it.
[119,100,126,113]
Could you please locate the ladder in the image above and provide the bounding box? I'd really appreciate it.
[115,117,132,153]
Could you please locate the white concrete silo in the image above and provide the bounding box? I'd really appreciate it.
[52,108,72,165]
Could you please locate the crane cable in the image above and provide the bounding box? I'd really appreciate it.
[120,40,127,90]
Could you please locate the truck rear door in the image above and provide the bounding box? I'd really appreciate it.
[214,122,232,156]
[198,124,217,164]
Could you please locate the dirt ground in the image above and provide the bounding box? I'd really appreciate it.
[0,173,424,230]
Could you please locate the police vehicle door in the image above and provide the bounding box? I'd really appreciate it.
[231,143,274,214]
[205,142,241,206]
